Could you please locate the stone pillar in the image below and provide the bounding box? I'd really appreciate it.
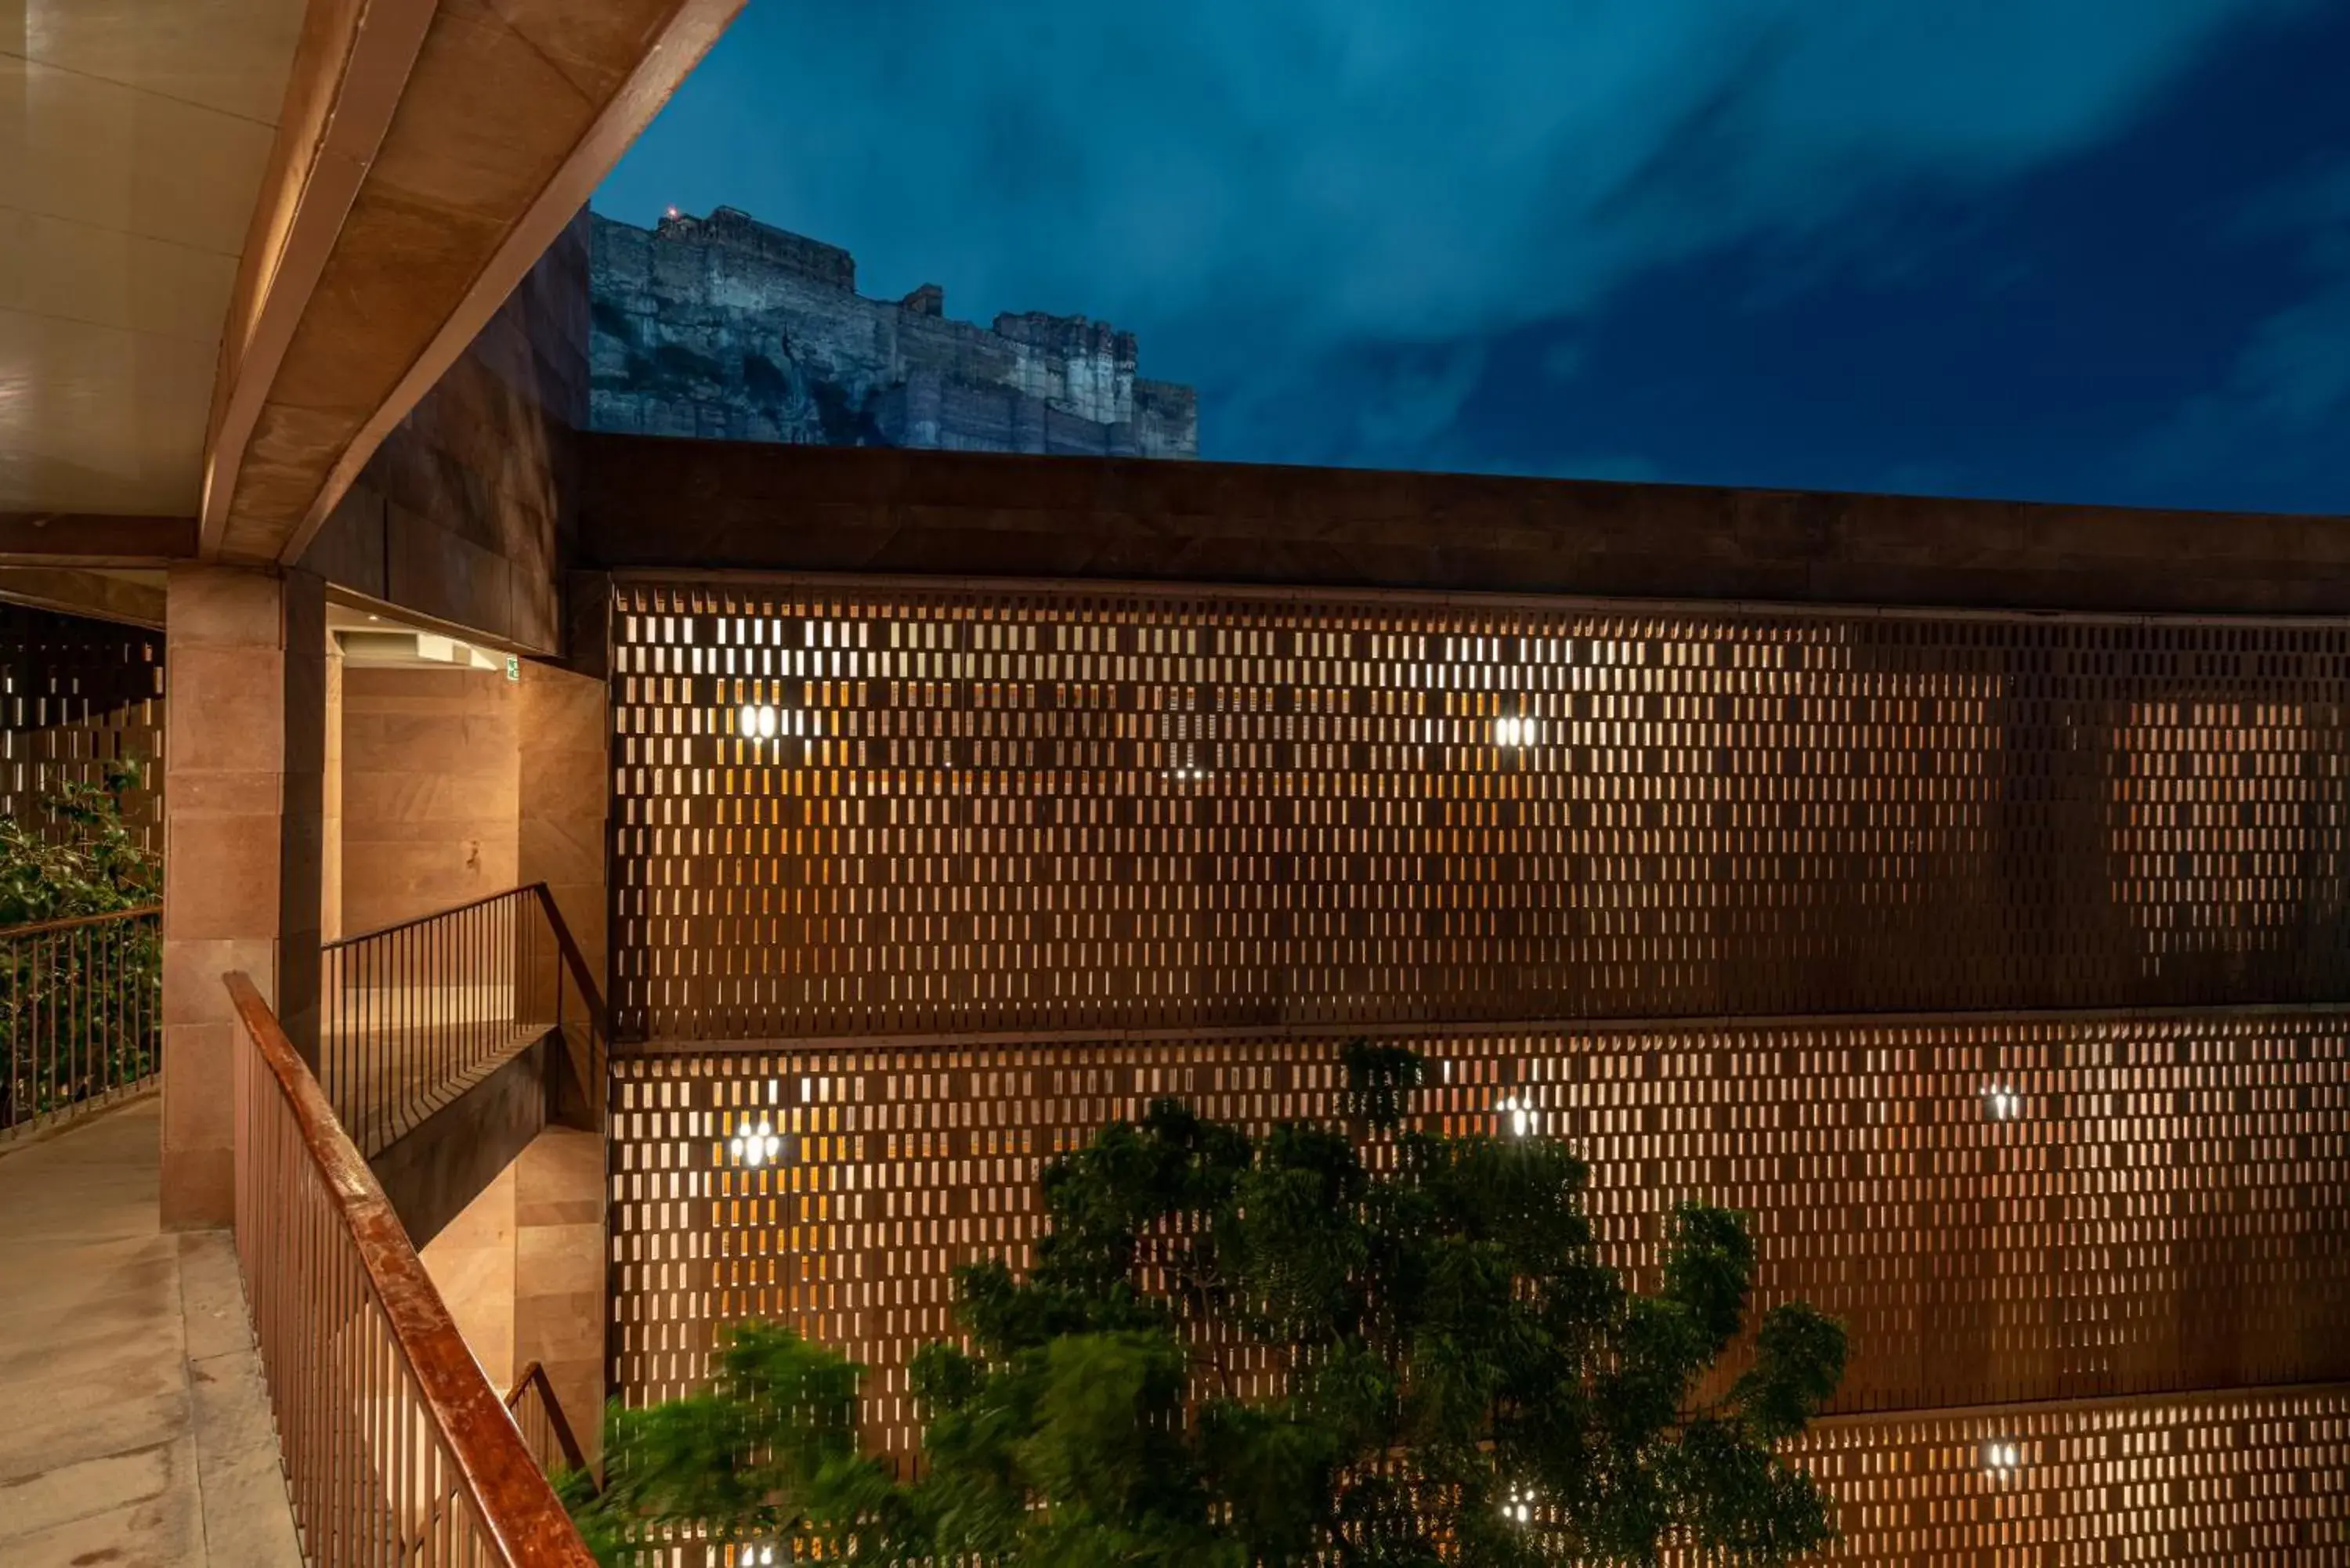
[323,637,343,941]
[514,1128,606,1461]
[518,660,608,987]
[418,1161,519,1390]
[161,566,326,1227]
[514,656,610,1451]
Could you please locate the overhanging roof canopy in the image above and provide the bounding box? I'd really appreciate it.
[2,0,740,568]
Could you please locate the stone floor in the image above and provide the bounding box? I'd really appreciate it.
[0,1096,303,1567]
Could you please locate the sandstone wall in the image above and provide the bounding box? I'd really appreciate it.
[335,666,520,936]
[587,207,1198,459]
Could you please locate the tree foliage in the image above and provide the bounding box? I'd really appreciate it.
[0,761,163,1128]
[574,1044,1847,1565]
[0,759,160,924]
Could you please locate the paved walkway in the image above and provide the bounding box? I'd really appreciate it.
[0,1097,302,1566]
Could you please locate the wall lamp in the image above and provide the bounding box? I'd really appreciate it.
[729,1118,784,1166]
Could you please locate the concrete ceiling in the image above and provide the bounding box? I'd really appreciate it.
[202,0,744,567]
[1,0,306,517]
[4,0,741,571]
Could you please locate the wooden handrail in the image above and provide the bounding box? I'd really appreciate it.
[226,971,597,1566]
[324,884,549,952]
[504,1360,592,1478]
[0,902,160,938]
[324,881,607,1037]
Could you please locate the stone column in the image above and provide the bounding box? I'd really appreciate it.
[161,565,326,1228]
[514,656,610,1452]
[518,659,608,994]
[323,635,343,941]
[514,1128,606,1461]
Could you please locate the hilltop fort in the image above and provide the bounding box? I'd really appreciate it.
[588,206,1198,457]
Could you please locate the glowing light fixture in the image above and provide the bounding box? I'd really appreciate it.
[1983,1439,2023,1474]
[1500,1485,1537,1525]
[736,1545,783,1566]
[739,703,780,740]
[1982,1083,2021,1121]
[1495,714,1541,748]
[1496,1095,1535,1138]
[729,1118,783,1166]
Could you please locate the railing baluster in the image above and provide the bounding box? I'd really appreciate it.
[226,972,595,1567]
[0,906,161,1143]
[313,884,607,1162]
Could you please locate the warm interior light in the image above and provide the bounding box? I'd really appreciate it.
[728,1118,783,1166]
[1982,1083,2021,1120]
[1495,714,1540,747]
[1983,1439,2022,1473]
[739,703,781,740]
[1496,1095,1534,1137]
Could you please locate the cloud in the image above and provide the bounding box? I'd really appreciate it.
[602,0,2309,468]
[2117,156,2350,511]
[1538,339,1585,384]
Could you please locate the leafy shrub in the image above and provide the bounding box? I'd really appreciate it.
[1,761,163,1128]
[573,1043,1847,1566]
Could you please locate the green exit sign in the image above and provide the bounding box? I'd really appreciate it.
[505,655,520,682]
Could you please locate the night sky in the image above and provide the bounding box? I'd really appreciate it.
[597,2,2350,515]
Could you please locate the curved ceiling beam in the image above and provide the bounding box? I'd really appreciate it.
[201,0,743,566]
[200,0,438,562]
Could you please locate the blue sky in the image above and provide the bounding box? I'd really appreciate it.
[598,2,2350,515]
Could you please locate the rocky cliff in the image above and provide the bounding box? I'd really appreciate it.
[588,207,1198,458]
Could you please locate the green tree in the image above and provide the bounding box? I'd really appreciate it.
[0,759,160,924]
[575,1044,1847,1565]
[1,761,164,1129]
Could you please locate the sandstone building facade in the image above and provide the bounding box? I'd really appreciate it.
[588,207,1198,458]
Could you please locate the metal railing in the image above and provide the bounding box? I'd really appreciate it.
[227,970,598,1567]
[322,885,606,1156]
[504,1362,591,1483]
[1,905,161,1142]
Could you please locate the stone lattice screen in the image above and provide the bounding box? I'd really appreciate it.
[609,578,2350,1042]
[609,1012,2350,1442]
[0,602,165,850]
[1786,1386,2348,1563]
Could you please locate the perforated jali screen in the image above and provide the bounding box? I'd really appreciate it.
[1791,1386,2349,1563]
[0,601,165,849]
[608,1010,2350,1457]
[609,579,2350,1042]
[606,573,2350,1560]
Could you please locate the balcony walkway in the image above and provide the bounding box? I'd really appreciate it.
[0,1097,302,1566]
